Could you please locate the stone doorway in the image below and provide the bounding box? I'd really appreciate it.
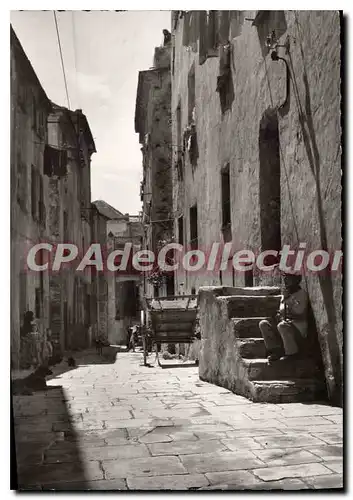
[259,109,281,279]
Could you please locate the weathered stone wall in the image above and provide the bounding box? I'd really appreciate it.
[136,45,173,301]
[105,216,143,344]
[171,11,342,403]
[47,108,95,352]
[11,27,51,368]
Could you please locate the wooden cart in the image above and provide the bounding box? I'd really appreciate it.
[142,295,198,367]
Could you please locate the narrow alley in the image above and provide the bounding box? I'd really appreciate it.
[14,348,343,491]
[10,10,343,492]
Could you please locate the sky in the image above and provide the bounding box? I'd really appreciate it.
[10,10,171,215]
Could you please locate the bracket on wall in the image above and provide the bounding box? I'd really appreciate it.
[266,32,290,53]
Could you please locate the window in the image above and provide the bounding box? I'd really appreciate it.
[182,11,198,48]
[44,145,68,177]
[176,101,183,181]
[31,166,45,225]
[39,175,45,227]
[172,44,175,75]
[199,10,219,65]
[217,43,234,114]
[189,204,198,250]
[19,271,27,324]
[38,110,46,138]
[178,216,184,246]
[188,64,196,124]
[219,11,230,44]
[38,249,44,300]
[176,101,182,155]
[63,210,69,242]
[221,165,232,242]
[207,11,218,51]
[16,156,27,212]
[35,287,41,319]
[31,167,37,220]
[31,165,41,221]
[32,95,37,131]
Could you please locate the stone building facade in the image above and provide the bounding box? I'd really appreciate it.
[91,204,109,344]
[11,26,97,367]
[11,27,52,368]
[171,11,342,403]
[135,42,174,299]
[106,214,143,345]
[46,105,96,353]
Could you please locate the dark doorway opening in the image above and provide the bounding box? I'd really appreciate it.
[259,109,281,255]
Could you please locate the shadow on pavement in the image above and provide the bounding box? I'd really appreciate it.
[45,346,121,382]
[12,384,88,491]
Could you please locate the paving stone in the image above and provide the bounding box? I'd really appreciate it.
[193,430,228,440]
[311,432,343,445]
[323,414,343,425]
[222,437,264,450]
[217,478,309,490]
[45,443,149,463]
[148,439,227,456]
[223,418,287,429]
[14,430,60,443]
[279,404,342,417]
[139,433,173,444]
[16,443,47,466]
[85,410,132,421]
[253,448,322,466]
[309,445,343,461]
[133,408,211,420]
[205,470,261,486]
[168,403,204,410]
[188,423,232,434]
[13,350,343,491]
[42,478,128,490]
[104,418,152,429]
[279,416,334,427]
[304,474,343,489]
[72,420,106,431]
[103,455,187,479]
[281,424,342,434]
[15,421,54,433]
[18,460,103,486]
[127,473,209,490]
[255,433,325,449]
[180,451,264,474]
[324,461,343,474]
[226,428,284,438]
[168,430,199,441]
[252,463,334,481]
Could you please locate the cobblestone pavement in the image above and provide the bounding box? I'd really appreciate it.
[13,348,343,491]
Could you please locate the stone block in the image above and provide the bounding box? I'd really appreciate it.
[180,451,264,474]
[252,463,334,482]
[148,439,227,456]
[103,455,187,479]
[127,473,209,490]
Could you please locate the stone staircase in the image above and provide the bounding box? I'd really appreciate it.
[198,286,327,404]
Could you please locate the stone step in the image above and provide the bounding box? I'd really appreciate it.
[243,357,322,381]
[236,338,266,358]
[220,286,280,296]
[224,295,281,318]
[248,379,327,404]
[231,317,268,338]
